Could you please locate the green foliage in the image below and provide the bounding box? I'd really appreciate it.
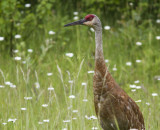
[0,0,54,54]
[0,0,160,54]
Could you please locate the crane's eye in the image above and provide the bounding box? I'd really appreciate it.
[85,14,95,21]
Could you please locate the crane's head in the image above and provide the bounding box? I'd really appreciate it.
[64,14,101,29]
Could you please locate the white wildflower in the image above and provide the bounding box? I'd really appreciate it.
[22,61,26,64]
[10,84,16,88]
[152,93,158,96]
[136,86,141,89]
[129,84,136,88]
[15,34,21,39]
[2,122,7,125]
[154,76,160,80]
[24,97,32,100]
[82,82,87,86]
[135,100,141,102]
[14,56,21,61]
[112,67,117,71]
[134,80,140,84]
[35,82,40,89]
[63,120,71,123]
[104,26,111,30]
[28,49,33,53]
[43,119,49,122]
[25,3,31,8]
[136,42,142,46]
[62,128,67,130]
[72,117,77,120]
[131,89,136,92]
[90,115,97,120]
[73,12,78,15]
[68,80,73,83]
[48,31,55,35]
[21,108,27,111]
[85,115,91,120]
[48,87,54,91]
[38,122,43,124]
[42,104,48,107]
[156,19,160,23]
[72,110,78,113]
[146,102,150,106]
[90,28,94,32]
[16,23,20,26]
[5,81,11,85]
[13,50,18,53]
[0,37,4,41]
[47,73,53,76]
[8,118,17,123]
[126,62,132,66]
[88,71,94,74]
[83,99,88,102]
[65,53,74,57]
[68,105,72,110]
[73,16,79,20]
[156,36,160,40]
[105,59,109,63]
[92,127,98,129]
[85,115,97,120]
[69,95,75,99]
[129,2,133,6]
[136,60,141,63]
[0,85,5,88]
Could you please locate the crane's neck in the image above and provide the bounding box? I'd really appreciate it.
[95,28,103,59]
[94,26,115,88]
[95,27,106,71]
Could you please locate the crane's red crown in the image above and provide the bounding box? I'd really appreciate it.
[85,14,95,21]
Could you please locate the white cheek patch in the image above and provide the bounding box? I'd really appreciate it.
[83,21,93,26]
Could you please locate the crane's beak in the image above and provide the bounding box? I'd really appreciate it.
[64,19,86,27]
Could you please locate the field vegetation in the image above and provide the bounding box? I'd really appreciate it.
[0,0,160,129]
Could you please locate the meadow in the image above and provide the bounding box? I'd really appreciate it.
[0,8,160,130]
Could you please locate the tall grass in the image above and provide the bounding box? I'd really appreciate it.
[0,18,160,130]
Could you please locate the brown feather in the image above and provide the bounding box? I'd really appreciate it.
[93,59,145,130]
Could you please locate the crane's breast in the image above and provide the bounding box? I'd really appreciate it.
[93,73,145,129]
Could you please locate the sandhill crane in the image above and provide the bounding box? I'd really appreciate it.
[64,14,145,130]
